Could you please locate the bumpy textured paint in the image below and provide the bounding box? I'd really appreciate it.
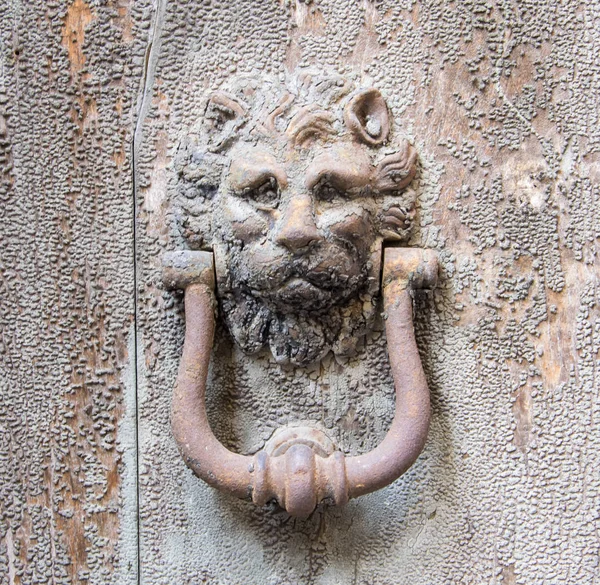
[135,1,599,583]
[2,0,599,583]
[0,0,149,583]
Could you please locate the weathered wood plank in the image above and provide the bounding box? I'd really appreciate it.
[135,1,599,583]
[0,1,150,583]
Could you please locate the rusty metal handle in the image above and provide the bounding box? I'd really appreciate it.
[163,247,438,517]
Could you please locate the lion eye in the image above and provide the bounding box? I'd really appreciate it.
[240,176,280,209]
[313,178,344,202]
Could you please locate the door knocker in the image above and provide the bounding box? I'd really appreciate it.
[165,70,438,517]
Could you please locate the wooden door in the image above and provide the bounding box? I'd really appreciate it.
[2,1,599,584]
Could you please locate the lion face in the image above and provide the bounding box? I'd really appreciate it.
[216,141,378,313]
[173,71,418,365]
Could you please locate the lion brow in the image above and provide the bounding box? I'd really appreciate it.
[264,92,295,133]
[285,107,336,147]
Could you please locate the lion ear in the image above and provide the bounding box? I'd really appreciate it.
[344,88,390,146]
[205,91,247,152]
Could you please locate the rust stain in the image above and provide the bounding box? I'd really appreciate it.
[351,0,382,72]
[165,248,437,517]
[62,0,95,76]
[292,0,326,32]
[514,385,533,451]
[69,96,98,136]
[112,144,126,168]
[285,1,326,70]
[115,0,134,43]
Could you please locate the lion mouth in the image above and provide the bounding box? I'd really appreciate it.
[220,241,369,314]
[282,276,321,294]
[267,276,339,312]
[281,276,328,298]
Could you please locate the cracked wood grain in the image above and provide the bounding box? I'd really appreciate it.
[0,0,598,584]
[0,0,152,583]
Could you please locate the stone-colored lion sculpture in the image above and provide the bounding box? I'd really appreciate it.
[171,70,418,366]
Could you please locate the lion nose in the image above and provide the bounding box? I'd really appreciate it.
[275,194,321,253]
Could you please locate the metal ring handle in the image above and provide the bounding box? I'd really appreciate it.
[163,247,438,517]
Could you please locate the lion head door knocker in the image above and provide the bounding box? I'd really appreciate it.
[163,71,438,517]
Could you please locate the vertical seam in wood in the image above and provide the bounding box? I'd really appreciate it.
[132,1,166,583]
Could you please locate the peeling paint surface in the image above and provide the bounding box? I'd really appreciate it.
[134,1,599,583]
[1,0,599,583]
[0,0,150,583]
[61,0,95,76]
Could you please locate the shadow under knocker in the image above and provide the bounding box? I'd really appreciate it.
[162,247,437,518]
[165,70,438,517]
